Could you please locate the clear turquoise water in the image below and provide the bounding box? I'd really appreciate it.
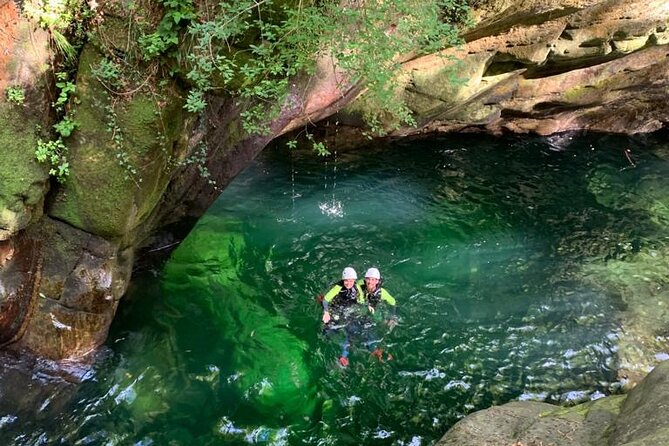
[3,131,669,445]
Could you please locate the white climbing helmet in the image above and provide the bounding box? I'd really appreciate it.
[342,267,357,280]
[365,267,381,279]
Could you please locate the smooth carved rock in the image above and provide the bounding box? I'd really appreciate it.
[7,219,132,359]
[550,0,669,59]
[0,236,41,345]
[343,0,669,137]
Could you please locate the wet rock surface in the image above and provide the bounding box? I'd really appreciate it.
[0,236,41,345]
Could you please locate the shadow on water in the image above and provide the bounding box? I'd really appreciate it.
[2,130,669,445]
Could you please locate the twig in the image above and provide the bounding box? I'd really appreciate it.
[624,148,636,167]
[147,240,181,253]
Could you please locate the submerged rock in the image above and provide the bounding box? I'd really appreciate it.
[581,150,669,384]
[162,216,317,424]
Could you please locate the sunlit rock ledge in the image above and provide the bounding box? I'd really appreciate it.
[337,0,669,141]
[437,359,669,445]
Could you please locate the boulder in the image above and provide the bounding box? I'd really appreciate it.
[438,361,669,446]
[609,360,669,445]
[437,396,625,445]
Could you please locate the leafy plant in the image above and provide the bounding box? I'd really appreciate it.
[53,72,76,111]
[104,103,142,185]
[36,72,78,182]
[138,0,195,59]
[306,132,330,157]
[5,85,25,105]
[179,143,216,187]
[24,0,90,63]
[184,90,207,113]
[285,139,298,150]
[35,138,70,182]
[53,116,79,137]
[91,58,125,90]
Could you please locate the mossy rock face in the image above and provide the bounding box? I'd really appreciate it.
[0,102,50,240]
[0,8,52,240]
[47,44,188,239]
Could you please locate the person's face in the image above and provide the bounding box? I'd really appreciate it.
[343,278,355,289]
[365,277,379,291]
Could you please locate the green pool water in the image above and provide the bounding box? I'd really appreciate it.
[4,131,669,445]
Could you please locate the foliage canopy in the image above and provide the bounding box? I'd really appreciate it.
[25,0,470,179]
[140,0,470,135]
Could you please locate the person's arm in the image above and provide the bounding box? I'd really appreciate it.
[322,285,340,323]
[381,289,396,307]
[381,289,398,326]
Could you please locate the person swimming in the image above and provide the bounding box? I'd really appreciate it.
[320,267,397,366]
[359,267,397,361]
[321,267,365,367]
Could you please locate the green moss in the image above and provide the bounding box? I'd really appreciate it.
[542,401,589,420]
[115,94,162,156]
[0,103,50,237]
[590,394,626,415]
[543,394,626,419]
[0,105,46,198]
[48,44,187,238]
[563,85,590,102]
[88,15,131,52]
